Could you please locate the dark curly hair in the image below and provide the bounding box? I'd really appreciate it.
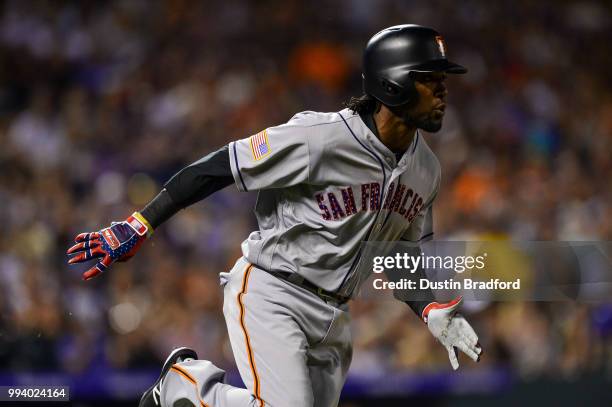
[345,94,379,115]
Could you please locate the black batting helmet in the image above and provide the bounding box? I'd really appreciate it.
[362,24,467,107]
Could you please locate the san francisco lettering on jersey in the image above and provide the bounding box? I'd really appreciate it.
[315,181,424,222]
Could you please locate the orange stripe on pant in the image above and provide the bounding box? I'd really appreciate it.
[237,264,265,407]
[170,365,211,407]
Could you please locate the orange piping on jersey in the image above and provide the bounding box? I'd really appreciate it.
[170,365,211,407]
[237,264,265,407]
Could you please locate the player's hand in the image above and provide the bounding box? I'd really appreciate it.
[66,212,152,280]
[423,297,482,370]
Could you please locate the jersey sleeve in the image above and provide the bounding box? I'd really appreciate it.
[229,121,311,191]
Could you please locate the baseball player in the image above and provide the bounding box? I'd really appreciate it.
[67,25,482,407]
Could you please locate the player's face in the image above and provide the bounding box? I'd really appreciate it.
[397,72,448,132]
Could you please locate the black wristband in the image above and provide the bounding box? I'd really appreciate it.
[405,300,432,320]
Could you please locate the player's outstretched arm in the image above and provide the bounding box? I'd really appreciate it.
[422,296,482,370]
[67,145,234,280]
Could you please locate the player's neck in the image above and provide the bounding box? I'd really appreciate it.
[373,108,417,154]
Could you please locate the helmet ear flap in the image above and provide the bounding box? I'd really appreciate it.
[380,76,419,108]
[381,79,399,95]
[363,73,418,108]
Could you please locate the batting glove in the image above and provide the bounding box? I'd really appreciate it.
[67,212,152,280]
[423,297,482,370]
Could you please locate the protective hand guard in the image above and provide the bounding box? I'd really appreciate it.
[423,297,482,370]
[67,212,152,280]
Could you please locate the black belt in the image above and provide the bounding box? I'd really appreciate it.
[262,269,350,305]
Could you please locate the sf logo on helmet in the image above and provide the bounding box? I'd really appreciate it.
[435,35,446,57]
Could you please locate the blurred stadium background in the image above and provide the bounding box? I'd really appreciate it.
[1,0,611,405]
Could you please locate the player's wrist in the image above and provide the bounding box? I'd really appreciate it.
[421,296,462,323]
[128,212,154,238]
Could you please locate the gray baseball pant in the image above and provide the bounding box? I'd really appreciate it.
[161,257,352,407]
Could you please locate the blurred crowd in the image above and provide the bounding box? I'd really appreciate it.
[1,0,611,391]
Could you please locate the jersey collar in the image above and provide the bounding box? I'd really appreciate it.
[348,109,419,169]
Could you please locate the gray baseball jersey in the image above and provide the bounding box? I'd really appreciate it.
[160,108,440,407]
[229,108,439,297]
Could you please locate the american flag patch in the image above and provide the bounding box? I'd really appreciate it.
[249,130,271,161]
